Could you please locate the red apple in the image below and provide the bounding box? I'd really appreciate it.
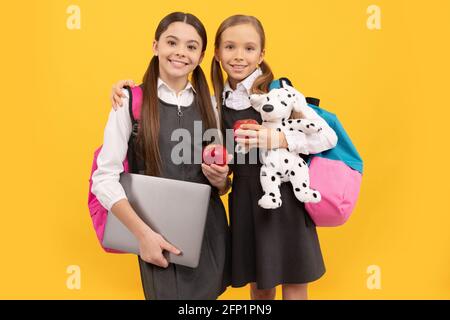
[233,119,259,140]
[202,144,228,166]
[233,119,259,132]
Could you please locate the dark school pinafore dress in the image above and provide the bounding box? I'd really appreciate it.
[222,104,326,290]
[129,98,231,300]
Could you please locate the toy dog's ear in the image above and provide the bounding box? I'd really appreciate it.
[290,89,308,114]
[249,94,266,112]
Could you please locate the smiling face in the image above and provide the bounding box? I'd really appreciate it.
[153,21,204,82]
[215,23,265,87]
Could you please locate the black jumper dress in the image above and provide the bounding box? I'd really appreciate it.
[128,97,231,299]
[222,104,326,290]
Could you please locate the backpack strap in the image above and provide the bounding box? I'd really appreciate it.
[124,85,143,137]
[306,97,320,106]
[124,85,144,173]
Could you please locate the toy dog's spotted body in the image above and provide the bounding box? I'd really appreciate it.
[244,87,322,209]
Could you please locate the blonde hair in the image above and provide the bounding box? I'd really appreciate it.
[210,15,274,123]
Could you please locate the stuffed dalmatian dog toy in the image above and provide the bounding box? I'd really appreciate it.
[236,86,322,209]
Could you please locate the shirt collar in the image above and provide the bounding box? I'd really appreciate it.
[157,78,197,95]
[223,67,263,96]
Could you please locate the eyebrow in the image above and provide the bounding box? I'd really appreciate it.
[165,35,200,45]
[222,40,258,46]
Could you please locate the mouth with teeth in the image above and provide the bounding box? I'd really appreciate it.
[168,58,189,68]
[229,64,248,72]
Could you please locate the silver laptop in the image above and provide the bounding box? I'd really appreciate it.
[102,173,211,268]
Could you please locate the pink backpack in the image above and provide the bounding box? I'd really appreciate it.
[305,157,362,227]
[88,86,143,253]
[303,99,363,227]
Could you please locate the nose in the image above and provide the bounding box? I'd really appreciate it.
[175,48,186,57]
[262,104,274,113]
[234,49,244,61]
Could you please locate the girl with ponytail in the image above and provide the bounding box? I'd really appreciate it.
[92,12,231,300]
[210,15,336,300]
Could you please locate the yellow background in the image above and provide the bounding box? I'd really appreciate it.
[1,0,449,299]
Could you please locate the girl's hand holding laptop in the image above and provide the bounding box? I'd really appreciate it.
[138,226,182,268]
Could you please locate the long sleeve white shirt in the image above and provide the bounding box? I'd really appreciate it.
[91,79,200,211]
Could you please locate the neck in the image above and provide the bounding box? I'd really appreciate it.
[228,68,259,91]
[159,70,189,94]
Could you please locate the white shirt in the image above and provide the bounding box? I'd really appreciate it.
[91,79,200,211]
[157,78,196,108]
[222,68,263,110]
[220,69,338,155]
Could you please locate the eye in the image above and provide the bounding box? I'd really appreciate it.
[225,44,234,50]
[246,47,255,51]
[188,45,197,51]
[167,40,176,46]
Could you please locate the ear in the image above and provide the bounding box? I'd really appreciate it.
[214,48,221,63]
[258,49,265,65]
[291,89,307,114]
[198,51,205,65]
[152,40,158,56]
[250,94,266,112]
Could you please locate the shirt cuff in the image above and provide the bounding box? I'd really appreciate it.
[93,181,128,211]
[283,129,309,155]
